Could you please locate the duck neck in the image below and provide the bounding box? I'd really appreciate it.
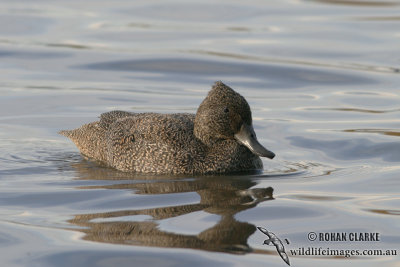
[194,115,218,146]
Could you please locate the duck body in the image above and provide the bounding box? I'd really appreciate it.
[60,82,275,174]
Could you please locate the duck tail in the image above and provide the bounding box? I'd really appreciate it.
[59,130,72,137]
[58,122,108,163]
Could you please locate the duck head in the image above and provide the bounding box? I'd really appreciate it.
[194,81,275,159]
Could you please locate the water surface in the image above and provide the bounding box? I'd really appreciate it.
[0,0,399,266]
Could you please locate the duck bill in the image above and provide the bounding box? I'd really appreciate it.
[234,123,275,159]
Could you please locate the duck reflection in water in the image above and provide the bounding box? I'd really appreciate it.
[68,161,274,254]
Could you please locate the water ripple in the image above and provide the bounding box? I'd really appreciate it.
[81,57,374,87]
[309,0,400,7]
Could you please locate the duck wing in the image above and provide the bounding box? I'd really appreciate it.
[99,110,135,129]
[105,113,199,173]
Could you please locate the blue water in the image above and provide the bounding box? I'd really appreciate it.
[0,0,399,266]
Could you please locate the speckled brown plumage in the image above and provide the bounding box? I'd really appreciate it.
[60,81,274,174]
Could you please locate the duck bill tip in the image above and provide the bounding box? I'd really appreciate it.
[234,123,275,160]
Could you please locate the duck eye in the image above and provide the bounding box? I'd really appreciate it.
[224,107,229,113]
